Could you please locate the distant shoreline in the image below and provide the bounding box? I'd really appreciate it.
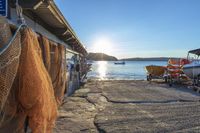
[87,52,183,61]
[119,57,182,61]
[121,60,168,61]
[88,58,181,61]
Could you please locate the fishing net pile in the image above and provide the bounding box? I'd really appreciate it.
[51,44,66,105]
[19,28,58,132]
[0,18,67,132]
[38,35,51,73]
[39,36,67,105]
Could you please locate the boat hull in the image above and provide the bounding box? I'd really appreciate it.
[183,65,200,79]
[145,65,165,77]
[114,62,125,65]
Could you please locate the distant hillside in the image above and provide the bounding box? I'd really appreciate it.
[87,53,118,61]
[120,57,179,61]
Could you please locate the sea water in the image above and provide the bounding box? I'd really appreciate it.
[87,61,167,80]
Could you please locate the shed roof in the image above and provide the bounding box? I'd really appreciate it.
[10,0,87,55]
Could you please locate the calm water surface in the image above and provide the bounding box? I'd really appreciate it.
[87,61,167,80]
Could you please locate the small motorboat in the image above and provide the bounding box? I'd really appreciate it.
[183,48,200,79]
[114,61,125,65]
[145,65,166,81]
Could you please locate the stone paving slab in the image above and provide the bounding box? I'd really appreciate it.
[54,80,200,133]
[94,102,200,133]
[102,80,200,103]
[54,97,98,133]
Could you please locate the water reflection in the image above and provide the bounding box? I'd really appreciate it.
[97,61,107,79]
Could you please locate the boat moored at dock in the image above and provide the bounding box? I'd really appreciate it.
[183,48,200,84]
[114,61,125,65]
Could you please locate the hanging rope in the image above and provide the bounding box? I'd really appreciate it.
[16,0,26,24]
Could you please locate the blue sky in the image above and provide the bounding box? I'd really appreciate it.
[55,0,200,59]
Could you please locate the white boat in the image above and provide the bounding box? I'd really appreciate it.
[183,48,200,79]
[183,61,200,79]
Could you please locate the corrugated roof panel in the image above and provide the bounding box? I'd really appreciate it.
[33,3,64,29]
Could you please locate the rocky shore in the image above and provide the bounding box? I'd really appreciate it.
[54,80,200,133]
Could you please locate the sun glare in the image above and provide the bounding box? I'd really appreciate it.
[97,61,107,79]
[92,37,113,55]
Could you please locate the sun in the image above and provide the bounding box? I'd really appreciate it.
[92,37,113,55]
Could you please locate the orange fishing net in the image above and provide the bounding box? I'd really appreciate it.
[49,42,59,83]
[48,42,66,105]
[0,18,68,132]
[18,28,57,132]
[37,31,68,105]
[38,35,51,72]
[55,45,66,104]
